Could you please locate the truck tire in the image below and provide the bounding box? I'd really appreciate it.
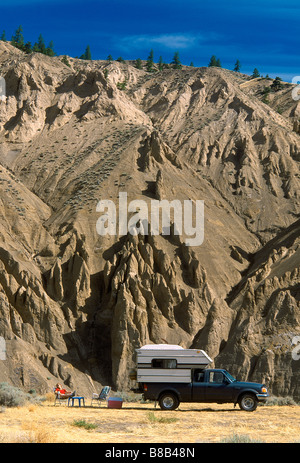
[238,393,258,412]
[159,392,179,411]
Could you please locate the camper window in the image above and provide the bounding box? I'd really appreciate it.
[152,359,177,369]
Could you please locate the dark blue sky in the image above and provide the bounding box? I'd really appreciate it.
[0,0,299,81]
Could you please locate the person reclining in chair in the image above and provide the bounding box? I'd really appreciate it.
[54,383,76,399]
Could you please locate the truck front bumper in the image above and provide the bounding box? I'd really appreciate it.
[256,393,269,402]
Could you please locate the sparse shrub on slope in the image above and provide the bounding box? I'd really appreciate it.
[0,382,43,407]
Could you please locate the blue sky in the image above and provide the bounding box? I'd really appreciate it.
[0,0,299,81]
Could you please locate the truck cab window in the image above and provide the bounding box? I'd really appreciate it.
[209,371,226,384]
[152,359,177,368]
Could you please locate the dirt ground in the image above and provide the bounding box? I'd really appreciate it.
[0,400,299,444]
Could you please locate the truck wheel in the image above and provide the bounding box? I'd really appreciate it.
[238,393,258,412]
[159,392,179,411]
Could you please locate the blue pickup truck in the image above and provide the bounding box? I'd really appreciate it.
[140,368,269,412]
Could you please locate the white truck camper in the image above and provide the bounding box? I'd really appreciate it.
[135,344,212,383]
[131,344,269,411]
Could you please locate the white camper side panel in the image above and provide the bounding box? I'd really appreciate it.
[137,368,192,383]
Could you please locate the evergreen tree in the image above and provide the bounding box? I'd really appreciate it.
[216,58,222,68]
[24,42,32,54]
[171,51,182,69]
[11,25,24,50]
[135,58,142,69]
[116,56,124,62]
[234,59,241,72]
[208,55,218,67]
[107,54,113,62]
[271,76,284,91]
[61,55,71,67]
[32,42,40,53]
[252,68,260,78]
[46,40,55,56]
[1,30,6,42]
[37,34,46,54]
[80,45,92,60]
[190,62,194,67]
[85,45,91,60]
[158,56,164,71]
[146,49,154,72]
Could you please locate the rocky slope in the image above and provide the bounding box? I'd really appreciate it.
[0,42,299,399]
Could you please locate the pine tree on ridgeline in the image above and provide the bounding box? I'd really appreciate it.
[208,55,222,68]
[32,42,40,52]
[37,34,46,54]
[11,25,24,50]
[80,45,92,60]
[158,56,164,71]
[271,76,284,92]
[135,58,142,69]
[234,59,241,72]
[208,55,218,67]
[46,40,55,56]
[252,68,260,78]
[171,51,182,69]
[146,49,154,72]
[85,44,92,60]
[24,42,32,54]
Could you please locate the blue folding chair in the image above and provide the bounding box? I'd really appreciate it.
[91,386,111,407]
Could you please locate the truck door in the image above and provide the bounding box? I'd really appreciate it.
[205,371,234,403]
[191,369,207,402]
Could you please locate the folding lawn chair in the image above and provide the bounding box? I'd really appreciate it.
[53,388,69,406]
[91,386,111,407]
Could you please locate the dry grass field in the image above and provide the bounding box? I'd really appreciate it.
[0,398,299,444]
